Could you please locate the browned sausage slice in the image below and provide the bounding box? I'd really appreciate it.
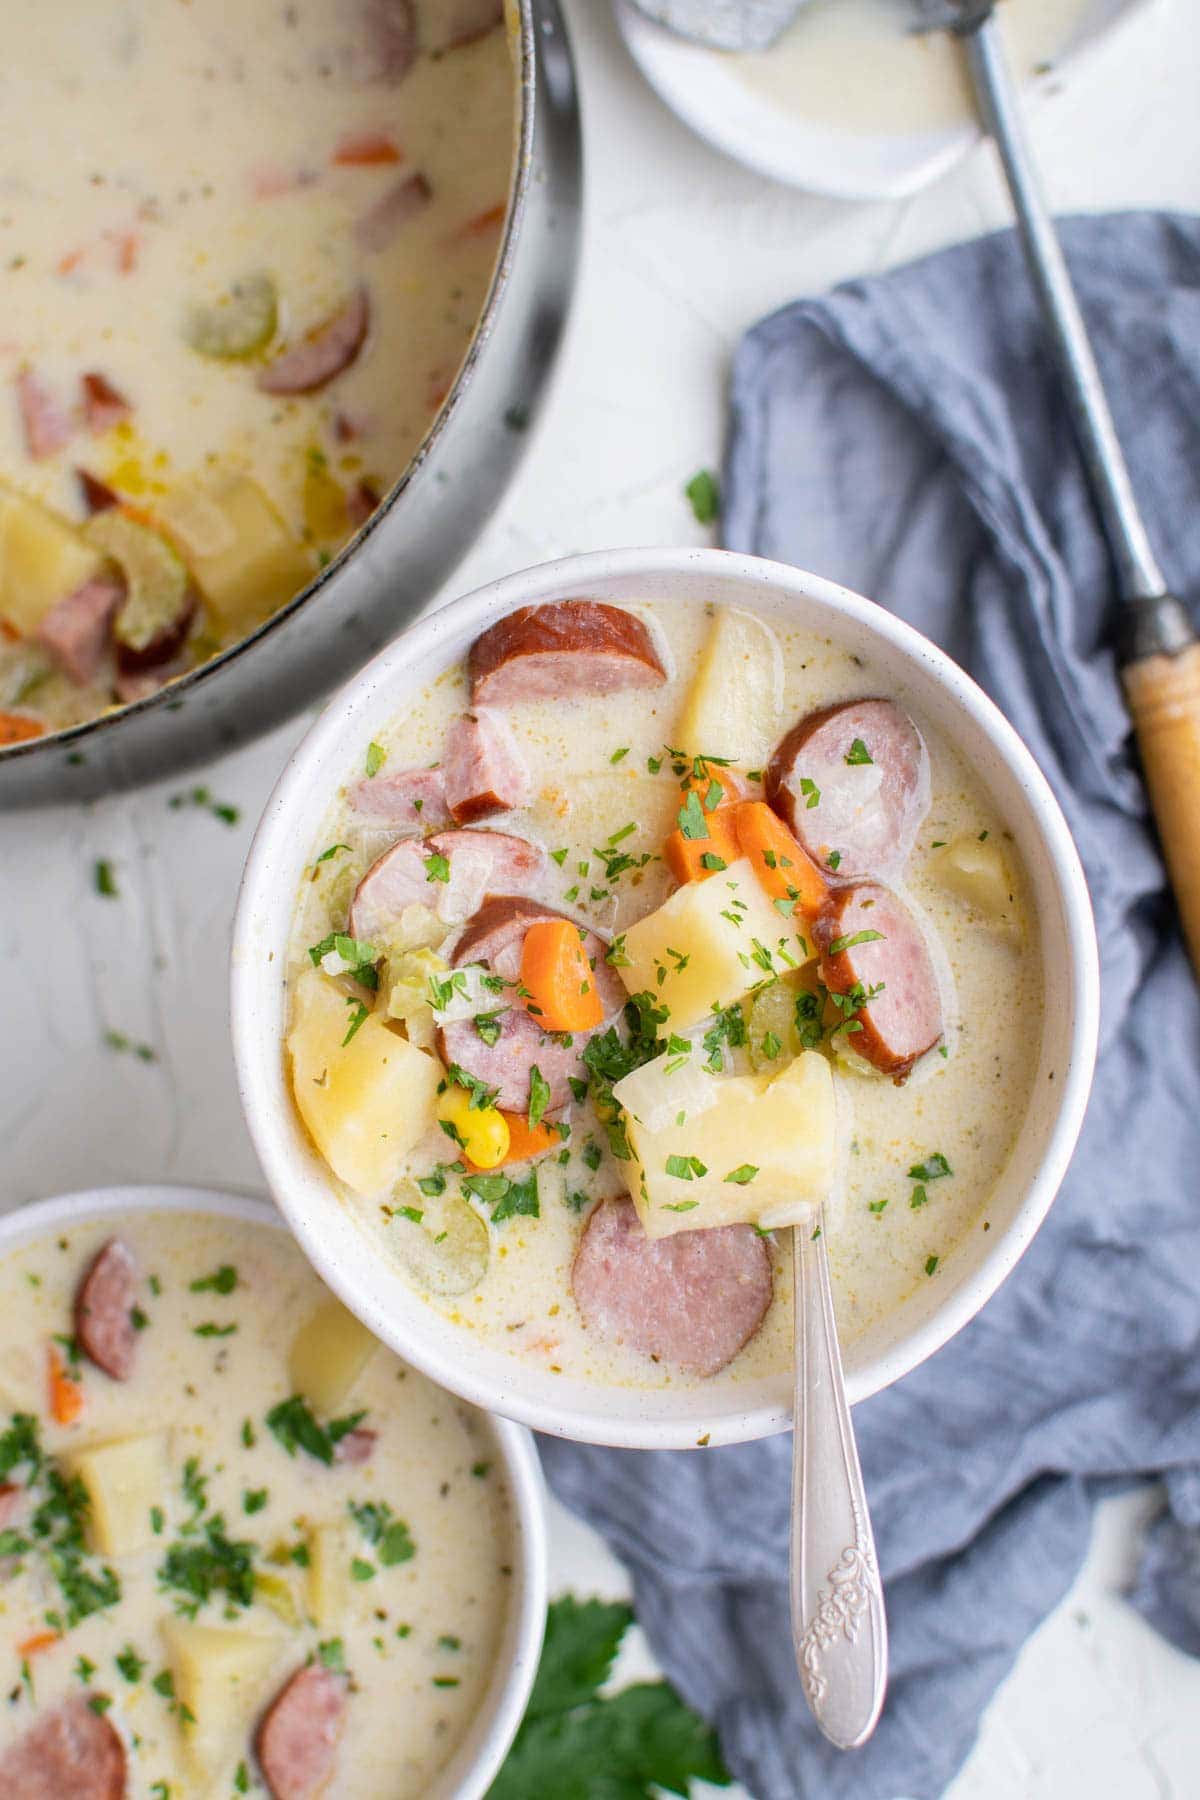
[35,575,124,686]
[0,1694,127,1799]
[80,372,132,435]
[348,829,545,942]
[815,881,943,1079]
[443,711,530,825]
[766,698,929,882]
[354,0,417,83]
[75,1237,138,1381]
[469,601,667,707]
[257,289,370,396]
[572,1197,772,1378]
[348,766,450,831]
[451,894,626,1012]
[15,369,73,460]
[257,1663,349,1800]
[355,171,432,255]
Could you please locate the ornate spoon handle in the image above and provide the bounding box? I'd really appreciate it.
[790,1213,888,1749]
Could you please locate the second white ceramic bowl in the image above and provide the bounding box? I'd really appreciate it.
[232,548,1099,1449]
[0,1184,546,1800]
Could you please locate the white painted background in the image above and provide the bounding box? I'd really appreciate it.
[2,0,1198,1792]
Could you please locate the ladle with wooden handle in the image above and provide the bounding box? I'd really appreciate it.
[914,0,1200,973]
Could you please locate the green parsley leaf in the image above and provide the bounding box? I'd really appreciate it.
[193,1322,237,1338]
[265,1397,366,1467]
[827,850,842,871]
[676,789,708,840]
[925,1254,940,1276]
[342,998,369,1046]
[242,1488,268,1515]
[684,468,720,525]
[550,847,569,866]
[364,741,386,778]
[488,1596,729,1800]
[845,738,874,765]
[826,928,885,956]
[908,1152,953,1181]
[699,852,728,872]
[94,859,118,898]
[799,777,820,809]
[318,1638,346,1672]
[528,1065,551,1132]
[189,1265,237,1296]
[724,1165,758,1185]
[393,1204,424,1225]
[909,1184,929,1210]
[115,1645,145,1682]
[350,1557,375,1582]
[425,850,451,883]
[610,746,629,764]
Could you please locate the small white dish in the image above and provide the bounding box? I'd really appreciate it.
[0,1184,547,1800]
[231,546,1100,1450]
[614,0,1157,200]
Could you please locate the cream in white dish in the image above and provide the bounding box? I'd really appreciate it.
[0,0,514,745]
[0,1209,516,1797]
[282,597,1043,1397]
[724,0,1096,137]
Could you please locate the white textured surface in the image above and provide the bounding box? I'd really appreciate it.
[2,0,1199,1791]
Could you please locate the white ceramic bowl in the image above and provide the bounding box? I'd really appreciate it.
[0,1184,546,1800]
[232,548,1099,1449]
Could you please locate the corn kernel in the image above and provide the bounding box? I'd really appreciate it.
[436,1085,510,1170]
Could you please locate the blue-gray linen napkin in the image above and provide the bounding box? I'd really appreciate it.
[541,213,1200,1799]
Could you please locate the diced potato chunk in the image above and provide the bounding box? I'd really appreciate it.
[306,1521,349,1626]
[65,1432,168,1557]
[288,965,443,1194]
[0,484,103,633]
[612,1045,722,1133]
[288,1295,377,1414]
[160,1618,280,1781]
[933,834,1015,924]
[673,607,783,767]
[617,856,810,1031]
[157,472,313,633]
[623,1050,837,1238]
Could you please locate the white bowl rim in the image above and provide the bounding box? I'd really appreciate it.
[232,544,1100,1448]
[0,1182,547,1800]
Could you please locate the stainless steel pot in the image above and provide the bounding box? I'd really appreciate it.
[0,0,580,809]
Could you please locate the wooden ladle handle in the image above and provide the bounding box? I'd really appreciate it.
[1122,618,1200,974]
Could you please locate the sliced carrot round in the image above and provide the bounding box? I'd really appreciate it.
[519,917,604,1034]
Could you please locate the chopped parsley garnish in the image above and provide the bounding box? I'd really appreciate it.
[827,850,842,871]
[676,789,708,840]
[364,741,386,778]
[700,852,727,871]
[582,1141,602,1172]
[0,1411,42,1484]
[684,467,720,524]
[909,1185,929,1210]
[908,1152,953,1181]
[94,859,118,898]
[663,1201,699,1212]
[724,1165,758,1185]
[528,1065,551,1131]
[342,998,370,1045]
[315,842,350,865]
[416,1167,448,1197]
[799,777,820,810]
[159,1511,257,1616]
[306,932,380,986]
[243,1489,269,1515]
[845,738,873,764]
[115,1645,146,1683]
[446,1062,501,1112]
[925,1254,940,1276]
[351,1558,375,1582]
[393,1204,424,1225]
[462,1169,540,1224]
[868,1199,889,1215]
[664,1154,707,1181]
[610,746,629,764]
[318,1638,346,1672]
[826,928,885,956]
[760,1030,782,1060]
[265,1397,366,1467]
[349,1500,416,1567]
[425,850,451,884]
[189,1265,237,1296]
[193,1322,237,1338]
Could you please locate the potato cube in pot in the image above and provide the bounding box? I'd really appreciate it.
[0,485,103,633]
[616,855,811,1031]
[160,1617,280,1780]
[288,1295,377,1414]
[287,966,443,1194]
[65,1431,168,1557]
[672,606,783,768]
[622,1050,837,1239]
[157,472,313,634]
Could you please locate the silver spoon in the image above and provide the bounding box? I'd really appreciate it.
[790,1210,888,1748]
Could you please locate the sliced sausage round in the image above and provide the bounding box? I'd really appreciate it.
[0,1694,126,1800]
[439,1002,586,1114]
[442,710,530,825]
[348,766,450,832]
[257,288,370,396]
[355,171,432,255]
[348,828,545,942]
[469,601,667,707]
[452,894,626,1012]
[815,881,943,1079]
[35,574,124,687]
[15,368,73,460]
[765,698,930,883]
[572,1196,772,1378]
[257,1662,349,1800]
[75,1237,138,1381]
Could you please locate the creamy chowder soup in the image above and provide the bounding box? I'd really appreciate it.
[0,1211,516,1796]
[285,598,1043,1393]
[0,0,514,746]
